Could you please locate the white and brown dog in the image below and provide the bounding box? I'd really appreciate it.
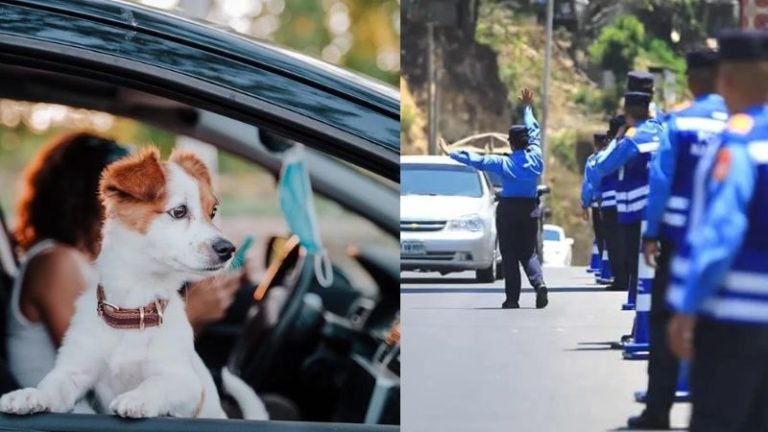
[0,148,267,419]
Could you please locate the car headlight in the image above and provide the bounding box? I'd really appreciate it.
[446,214,484,232]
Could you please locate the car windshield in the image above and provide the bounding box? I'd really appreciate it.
[401,164,482,197]
[543,229,561,241]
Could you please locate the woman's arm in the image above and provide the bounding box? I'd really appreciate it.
[22,247,88,347]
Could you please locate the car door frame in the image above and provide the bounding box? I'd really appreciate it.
[0,0,399,181]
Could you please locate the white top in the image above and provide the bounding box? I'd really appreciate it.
[6,240,96,389]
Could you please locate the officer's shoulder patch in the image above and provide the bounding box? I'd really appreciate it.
[672,101,692,113]
[625,127,637,138]
[727,114,755,135]
[712,147,732,181]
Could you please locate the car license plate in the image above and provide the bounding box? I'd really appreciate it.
[401,240,426,256]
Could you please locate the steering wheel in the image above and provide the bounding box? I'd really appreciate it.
[226,236,321,390]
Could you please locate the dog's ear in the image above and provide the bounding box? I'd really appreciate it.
[100,147,166,202]
[169,149,212,185]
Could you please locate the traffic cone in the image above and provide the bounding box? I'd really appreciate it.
[623,222,653,359]
[597,247,613,284]
[587,240,600,273]
[674,361,691,402]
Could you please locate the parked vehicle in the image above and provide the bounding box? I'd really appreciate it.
[400,156,502,283]
[0,1,399,431]
[542,224,574,267]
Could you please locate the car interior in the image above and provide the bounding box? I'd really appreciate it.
[0,63,400,426]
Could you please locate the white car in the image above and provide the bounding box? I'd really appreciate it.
[400,156,502,282]
[542,224,574,267]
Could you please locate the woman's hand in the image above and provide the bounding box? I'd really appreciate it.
[518,88,534,106]
[185,270,243,331]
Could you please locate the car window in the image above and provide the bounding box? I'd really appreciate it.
[485,171,503,189]
[401,164,482,197]
[0,102,390,299]
[543,229,561,241]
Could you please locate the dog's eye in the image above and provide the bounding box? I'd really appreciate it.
[168,205,188,219]
[210,205,218,219]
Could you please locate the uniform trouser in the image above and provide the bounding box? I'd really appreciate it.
[644,240,678,419]
[615,220,641,292]
[591,207,604,257]
[601,208,620,284]
[690,320,768,432]
[496,198,545,303]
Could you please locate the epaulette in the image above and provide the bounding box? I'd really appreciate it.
[727,114,755,135]
[672,101,692,112]
[624,127,637,138]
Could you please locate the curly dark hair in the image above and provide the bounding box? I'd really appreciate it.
[14,132,128,256]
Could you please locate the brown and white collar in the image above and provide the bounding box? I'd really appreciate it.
[96,285,169,330]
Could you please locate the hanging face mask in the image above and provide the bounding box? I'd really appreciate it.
[278,145,334,288]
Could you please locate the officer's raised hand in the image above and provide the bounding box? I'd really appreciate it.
[518,88,534,106]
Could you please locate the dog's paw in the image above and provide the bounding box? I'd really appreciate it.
[110,390,161,418]
[0,388,50,415]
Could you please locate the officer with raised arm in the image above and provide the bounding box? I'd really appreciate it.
[627,49,727,431]
[449,88,549,309]
[593,92,665,295]
[667,30,768,432]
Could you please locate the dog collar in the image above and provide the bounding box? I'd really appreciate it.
[96,285,169,330]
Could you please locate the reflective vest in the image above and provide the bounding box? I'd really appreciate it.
[616,120,663,223]
[661,96,728,245]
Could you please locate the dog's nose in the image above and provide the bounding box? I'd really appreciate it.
[212,238,235,262]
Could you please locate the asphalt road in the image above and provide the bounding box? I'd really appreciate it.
[401,266,691,432]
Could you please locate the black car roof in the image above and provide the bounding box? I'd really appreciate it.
[8,0,399,117]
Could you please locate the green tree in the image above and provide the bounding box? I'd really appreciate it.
[588,15,646,81]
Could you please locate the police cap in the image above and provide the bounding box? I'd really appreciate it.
[627,71,655,92]
[718,29,768,61]
[686,49,720,70]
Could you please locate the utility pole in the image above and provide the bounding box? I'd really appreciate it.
[427,21,437,155]
[540,0,554,152]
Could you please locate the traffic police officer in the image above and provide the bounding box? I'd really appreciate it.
[600,116,626,290]
[593,92,665,294]
[628,71,664,120]
[581,133,607,267]
[449,88,549,309]
[667,30,768,432]
[628,49,726,430]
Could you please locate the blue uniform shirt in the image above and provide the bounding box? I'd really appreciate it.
[581,153,600,208]
[668,104,768,323]
[644,94,728,242]
[594,118,665,223]
[449,106,543,198]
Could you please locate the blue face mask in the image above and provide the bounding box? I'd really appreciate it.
[278,146,333,287]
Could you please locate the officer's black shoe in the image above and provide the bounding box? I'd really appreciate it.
[626,413,670,430]
[535,286,548,309]
[501,301,520,309]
